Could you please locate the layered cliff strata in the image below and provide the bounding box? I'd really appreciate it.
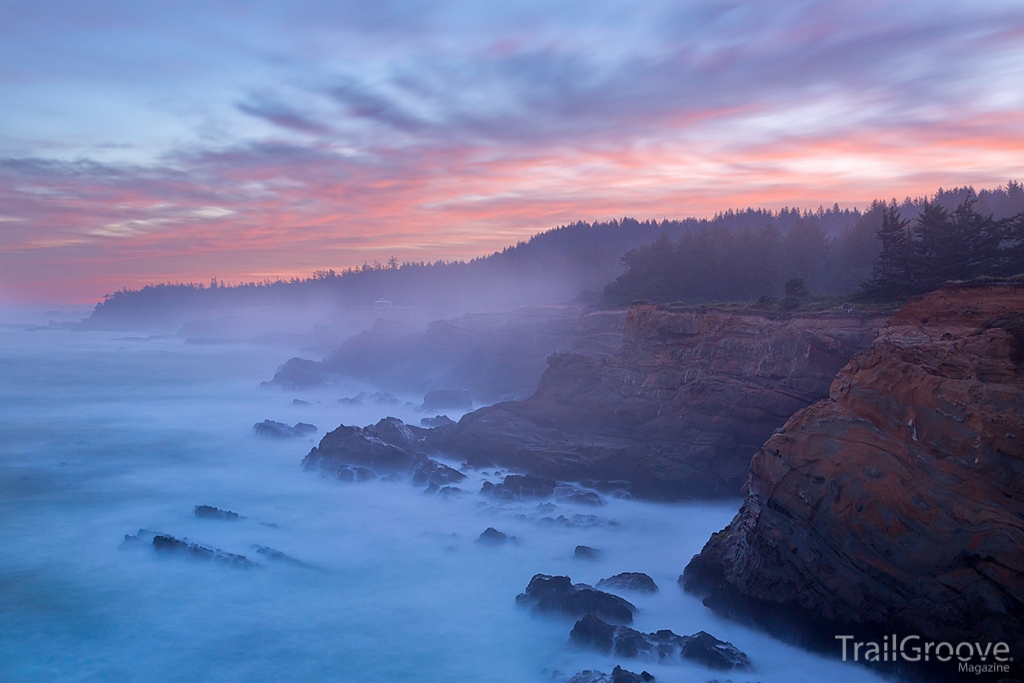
[433,303,886,499]
[682,283,1024,664]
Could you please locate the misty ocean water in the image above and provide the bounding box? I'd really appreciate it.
[0,325,888,683]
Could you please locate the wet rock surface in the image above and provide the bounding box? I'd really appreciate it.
[516,574,636,625]
[194,505,240,520]
[429,304,886,499]
[570,614,752,671]
[597,572,658,593]
[253,420,317,438]
[302,417,465,490]
[682,283,1024,668]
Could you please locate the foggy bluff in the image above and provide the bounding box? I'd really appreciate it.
[76,182,1024,680]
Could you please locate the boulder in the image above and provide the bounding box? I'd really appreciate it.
[597,572,658,593]
[254,420,317,438]
[570,615,751,671]
[515,574,635,625]
[194,505,240,520]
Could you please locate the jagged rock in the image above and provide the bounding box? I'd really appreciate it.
[481,474,557,500]
[427,304,886,499]
[476,527,514,545]
[610,666,655,683]
[570,615,751,671]
[682,283,1024,666]
[194,505,240,520]
[253,420,317,438]
[574,545,602,560]
[264,357,324,389]
[151,534,257,568]
[515,574,635,624]
[292,398,310,406]
[252,545,309,567]
[422,389,472,409]
[421,414,456,428]
[557,490,605,506]
[597,572,658,593]
[302,417,465,490]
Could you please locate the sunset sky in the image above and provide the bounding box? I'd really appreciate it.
[1,0,1023,304]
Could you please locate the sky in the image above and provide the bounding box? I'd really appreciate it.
[1,0,1023,304]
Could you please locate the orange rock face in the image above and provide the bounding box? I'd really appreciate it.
[437,303,885,499]
[683,283,1024,664]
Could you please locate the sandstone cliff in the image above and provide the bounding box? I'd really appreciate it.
[682,283,1024,671]
[433,303,887,499]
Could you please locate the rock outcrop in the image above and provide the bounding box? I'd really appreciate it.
[267,305,627,401]
[302,417,465,489]
[516,574,636,625]
[569,614,752,671]
[682,283,1024,670]
[432,303,886,498]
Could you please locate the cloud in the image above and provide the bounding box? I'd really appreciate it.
[1,0,1023,302]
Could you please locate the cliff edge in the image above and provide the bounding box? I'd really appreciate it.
[682,282,1024,674]
[432,303,886,499]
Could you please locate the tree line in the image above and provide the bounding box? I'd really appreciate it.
[604,183,1024,306]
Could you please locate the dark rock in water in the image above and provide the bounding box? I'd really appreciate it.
[570,615,751,671]
[292,398,310,406]
[338,392,365,405]
[557,490,605,506]
[151,534,257,568]
[410,454,465,488]
[264,357,324,389]
[574,545,602,560]
[516,574,635,625]
[437,486,464,498]
[303,417,465,491]
[681,284,1024,667]
[254,420,318,438]
[422,388,472,410]
[194,505,240,520]
[420,414,456,428]
[597,572,658,593]
[611,666,654,683]
[483,474,557,500]
[564,667,653,683]
[252,545,309,567]
[681,631,754,672]
[476,527,514,545]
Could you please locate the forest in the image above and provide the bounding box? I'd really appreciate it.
[87,182,1024,326]
[603,182,1024,306]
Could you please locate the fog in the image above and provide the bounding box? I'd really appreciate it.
[0,323,888,683]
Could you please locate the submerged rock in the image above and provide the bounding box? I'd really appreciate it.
[516,574,635,625]
[597,572,658,593]
[563,667,654,683]
[194,505,240,520]
[476,527,515,545]
[682,283,1024,663]
[557,490,605,506]
[252,545,309,567]
[422,388,472,410]
[481,474,557,500]
[570,615,751,671]
[574,545,602,560]
[150,533,257,568]
[254,420,317,438]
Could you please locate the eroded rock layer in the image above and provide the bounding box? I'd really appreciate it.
[682,283,1024,664]
[433,303,886,499]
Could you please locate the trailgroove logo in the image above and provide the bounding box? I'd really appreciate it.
[836,635,1014,675]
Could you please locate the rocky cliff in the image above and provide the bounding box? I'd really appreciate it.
[433,303,887,499]
[268,305,627,403]
[682,283,1024,674]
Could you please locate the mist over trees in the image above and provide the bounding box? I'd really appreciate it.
[604,183,1024,306]
[87,182,1024,328]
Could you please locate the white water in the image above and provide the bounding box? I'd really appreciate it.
[0,325,888,683]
